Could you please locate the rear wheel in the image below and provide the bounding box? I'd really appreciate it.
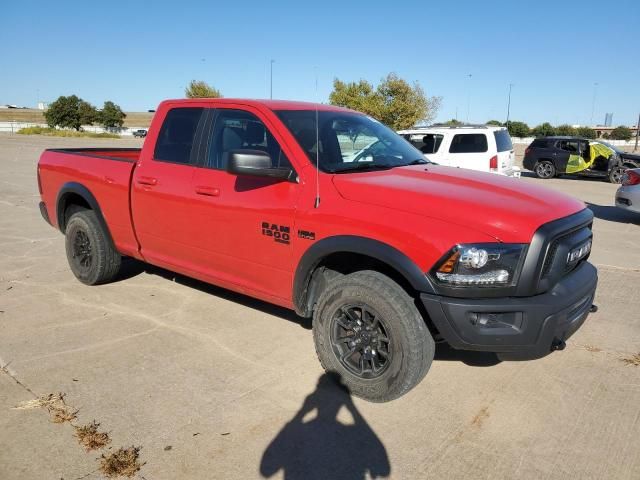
[312,270,435,402]
[65,209,121,285]
[535,161,556,179]
[608,166,625,184]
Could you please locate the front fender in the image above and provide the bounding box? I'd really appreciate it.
[292,235,435,316]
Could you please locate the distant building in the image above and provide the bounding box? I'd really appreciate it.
[593,125,639,139]
[604,113,613,127]
[37,102,48,110]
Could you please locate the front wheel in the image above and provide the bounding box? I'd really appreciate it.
[313,270,435,402]
[535,160,556,179]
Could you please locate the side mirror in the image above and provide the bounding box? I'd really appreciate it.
[227,150,294,181]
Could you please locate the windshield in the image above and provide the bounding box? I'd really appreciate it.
[275,110,428,173]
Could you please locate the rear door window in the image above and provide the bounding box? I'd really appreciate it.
[558,140,580,153]
[493,130,513,152]
[154,107,205,165]
[449,133,488,153]
[409,133,444,154]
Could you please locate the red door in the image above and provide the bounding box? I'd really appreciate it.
[190,107,301,301]
[131,106,209,273]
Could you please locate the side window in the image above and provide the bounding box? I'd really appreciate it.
[410,134,444,154]
[154,108,204,165]
[207,109,293,170]
[449,133,488,153]
[558,140,579,153]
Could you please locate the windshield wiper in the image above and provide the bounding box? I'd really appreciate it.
[404,158,432,165]
[329,162,395,173]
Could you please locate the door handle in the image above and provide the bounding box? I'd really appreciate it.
[195,186,220,197]
[137,176,158,186]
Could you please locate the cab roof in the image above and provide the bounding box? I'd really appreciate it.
[160,98,356,113]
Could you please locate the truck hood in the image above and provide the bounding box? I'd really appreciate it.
[331,165,586,242]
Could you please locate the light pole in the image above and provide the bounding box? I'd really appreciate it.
[589,82,598,126]
[270,59,275,99]
[635,112,639,152]
[506,83,514,125]
[466,74,472,124]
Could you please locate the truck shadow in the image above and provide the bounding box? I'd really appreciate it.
[434,342,501,367]
[586,202,640,225]
[260,372,390,480]
[115,258,311,329]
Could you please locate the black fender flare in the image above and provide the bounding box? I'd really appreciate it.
[292,235,435,316]
[56,182,116,248]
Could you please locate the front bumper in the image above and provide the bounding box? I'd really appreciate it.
[421,261,598,360]
[499,166,521,178]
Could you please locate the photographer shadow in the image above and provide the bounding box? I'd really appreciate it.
[260,372,390,480]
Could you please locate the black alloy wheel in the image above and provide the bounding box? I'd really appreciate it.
[72,229,93,272]
[330,304,391,379]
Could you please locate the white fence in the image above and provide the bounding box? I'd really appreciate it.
[0,121,142,137]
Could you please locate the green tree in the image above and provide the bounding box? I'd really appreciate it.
[576,126,596,139]
[506,121,530,137]
[100,101,126,128]
[329,73,441,130]
[609,126,632,141]
[445,119,463,126]
[329,79,381,118]
[185,80,222,98]
[44,95,84,130]
[531,122,556,137]
[79,100,99,125]
[486,120,503,126]
[555,124,577,136]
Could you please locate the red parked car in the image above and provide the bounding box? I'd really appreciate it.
[37,99,598,402]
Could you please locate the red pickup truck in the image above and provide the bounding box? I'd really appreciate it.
[38,99,598,402]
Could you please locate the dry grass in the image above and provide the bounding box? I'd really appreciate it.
[620,353,640,366]
[17,126,119,138]
[13,392,77,423]
[99,446,143,478]
[74,421,111,451]
[0,109,153,127]
[584,344,602,353]
[471,406,490,429]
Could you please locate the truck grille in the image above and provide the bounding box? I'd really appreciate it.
[540,224,592,280]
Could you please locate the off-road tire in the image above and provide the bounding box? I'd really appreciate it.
[313,270,435,402]
[65,209,121,285]
[534,160,556,179]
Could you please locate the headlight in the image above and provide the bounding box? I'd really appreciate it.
[430,244,527,288]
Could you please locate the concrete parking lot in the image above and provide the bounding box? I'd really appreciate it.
[1,133,639,480]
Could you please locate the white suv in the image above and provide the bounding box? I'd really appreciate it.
[398,125,521,177]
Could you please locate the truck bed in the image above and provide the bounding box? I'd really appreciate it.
[45,147,141,163]
[38,147,141,258]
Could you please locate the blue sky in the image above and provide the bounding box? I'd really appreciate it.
[2,0,639,126]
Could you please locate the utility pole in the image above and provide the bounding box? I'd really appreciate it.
[270,59,275,99]
[635,112,639,152]
[506,83,513,126]
[589,82,598,126]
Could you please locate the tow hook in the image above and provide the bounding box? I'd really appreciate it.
[551,339,566,352]
[590,304,598,313]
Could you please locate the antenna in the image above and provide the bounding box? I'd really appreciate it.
[314,67,321,208]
